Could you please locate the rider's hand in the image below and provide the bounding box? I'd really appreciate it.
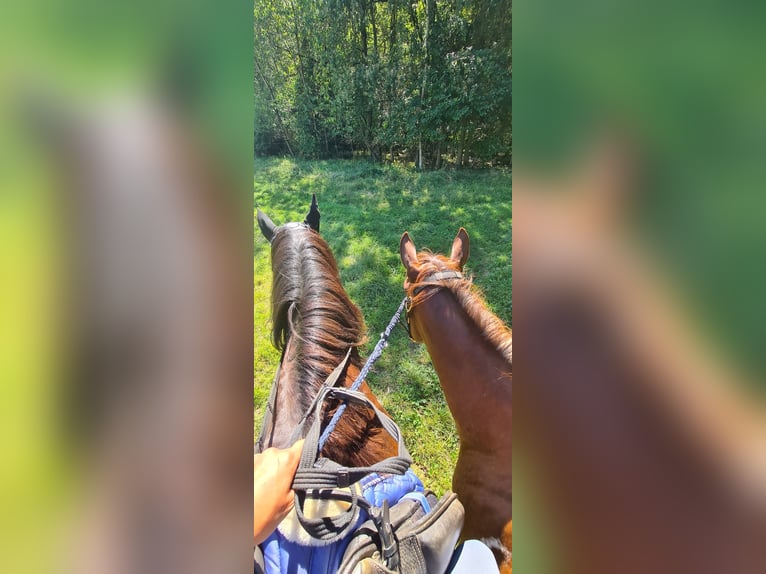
[253,440,305,545]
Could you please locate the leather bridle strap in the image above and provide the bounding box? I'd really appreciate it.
[411,270,464,295]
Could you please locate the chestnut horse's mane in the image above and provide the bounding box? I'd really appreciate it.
[407,252,513,366]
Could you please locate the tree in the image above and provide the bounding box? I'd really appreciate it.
[253,0,512,168]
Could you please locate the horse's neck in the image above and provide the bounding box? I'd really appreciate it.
[270,343,370,443]
[270,340,399,464]
[418,290,512,451]
[270,338,312,448]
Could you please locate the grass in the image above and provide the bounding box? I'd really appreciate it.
[254,157,512,494]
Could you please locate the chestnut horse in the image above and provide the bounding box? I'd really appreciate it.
[399,228,513,572]
[256,197,397,466]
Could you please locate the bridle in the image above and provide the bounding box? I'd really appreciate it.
[405,270,465,340]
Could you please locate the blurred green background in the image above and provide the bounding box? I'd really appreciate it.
[515,2,766,572]
[516,1,766,389]
[0,1,252,571]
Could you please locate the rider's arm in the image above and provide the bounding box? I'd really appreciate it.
[253,440,304,545]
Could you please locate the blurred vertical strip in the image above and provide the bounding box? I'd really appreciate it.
[0,1,253,572]
[515,1,766,573]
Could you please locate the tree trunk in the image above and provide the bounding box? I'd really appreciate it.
[463,129,473,168]
[389,0,398,53]
[405,0,423,45]
[360,0,368,59]
[371,0,378,57]
[417,0,436,171]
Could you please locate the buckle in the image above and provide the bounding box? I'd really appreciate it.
[376,500,400,570]
[337,468,350,488]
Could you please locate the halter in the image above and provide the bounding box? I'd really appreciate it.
[410,270,465,295]
[405,270,465,339]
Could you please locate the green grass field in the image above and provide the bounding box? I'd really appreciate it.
[254,157,512,494]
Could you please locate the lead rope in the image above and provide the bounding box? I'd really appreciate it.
[317,297,409,452]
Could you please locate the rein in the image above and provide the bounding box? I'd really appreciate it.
[317,297,409,451]
[255,297,411,454]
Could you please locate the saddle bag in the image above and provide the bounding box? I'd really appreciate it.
[337,490,464,574]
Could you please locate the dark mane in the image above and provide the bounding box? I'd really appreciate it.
[407,252,513,365]
[270,224,367,414]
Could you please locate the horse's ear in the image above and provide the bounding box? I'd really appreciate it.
[304,193,320,232]
[257,209,277,242]
[450,228,470,269]
[400,232,419,281]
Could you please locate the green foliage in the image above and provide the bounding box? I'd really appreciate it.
[253,0,512,167]
[254,158,512,493]
[516,0,766,388]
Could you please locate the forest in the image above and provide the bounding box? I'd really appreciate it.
[254,0,512,168]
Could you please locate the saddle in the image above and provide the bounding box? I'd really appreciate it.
[255,384,464,574]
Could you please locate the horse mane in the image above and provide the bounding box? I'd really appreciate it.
[269,225,367,412]
[268,224,396,465]
[408,252,513,366]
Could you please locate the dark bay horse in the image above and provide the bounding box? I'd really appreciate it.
[399,228,513,573]
[256,197,397,467]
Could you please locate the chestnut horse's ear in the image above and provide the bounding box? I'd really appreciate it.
[400,232,419,281]
[450,228,470,269]
[257,209,277,242]
[304,193,320,232]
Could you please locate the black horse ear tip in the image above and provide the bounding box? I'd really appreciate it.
[305,194,320,231]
